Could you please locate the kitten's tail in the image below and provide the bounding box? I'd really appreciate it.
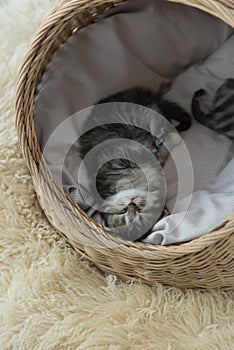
[157,98,192,132]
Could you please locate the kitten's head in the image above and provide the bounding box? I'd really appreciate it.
[98,163,166,241]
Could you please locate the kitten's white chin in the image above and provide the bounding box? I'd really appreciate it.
[102,189,146,210]
[116,189,146,202]
[100,187,163,213]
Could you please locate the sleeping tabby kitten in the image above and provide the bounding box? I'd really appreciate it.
[192,78,234,141]
[78,86,191,240]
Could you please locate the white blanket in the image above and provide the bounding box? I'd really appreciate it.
[143,124,234,244]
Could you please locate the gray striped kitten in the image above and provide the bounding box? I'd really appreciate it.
[192,79,234,141]
[78,86,191,240]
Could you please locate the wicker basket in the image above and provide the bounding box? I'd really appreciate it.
[15,0,234,290]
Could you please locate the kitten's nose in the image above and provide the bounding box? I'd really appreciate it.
[129,196,137,201]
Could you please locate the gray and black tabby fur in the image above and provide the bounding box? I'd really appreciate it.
[192,78,234,141]
[78,86,191,240]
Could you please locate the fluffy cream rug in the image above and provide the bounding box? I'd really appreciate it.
[0,0,233,349]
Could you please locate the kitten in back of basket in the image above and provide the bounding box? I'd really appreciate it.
[77,79,234,241]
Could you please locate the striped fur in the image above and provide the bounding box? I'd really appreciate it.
[192,79,234,140]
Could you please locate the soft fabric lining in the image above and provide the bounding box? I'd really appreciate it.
[34,0,234,244]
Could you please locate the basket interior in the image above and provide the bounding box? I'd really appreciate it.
[33,0,234,245]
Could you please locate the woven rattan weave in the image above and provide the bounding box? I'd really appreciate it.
[15,0,234,290]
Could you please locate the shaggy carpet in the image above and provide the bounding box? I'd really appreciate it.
[0,0,233,349]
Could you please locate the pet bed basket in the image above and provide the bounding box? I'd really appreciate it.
[15,0,234,290]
